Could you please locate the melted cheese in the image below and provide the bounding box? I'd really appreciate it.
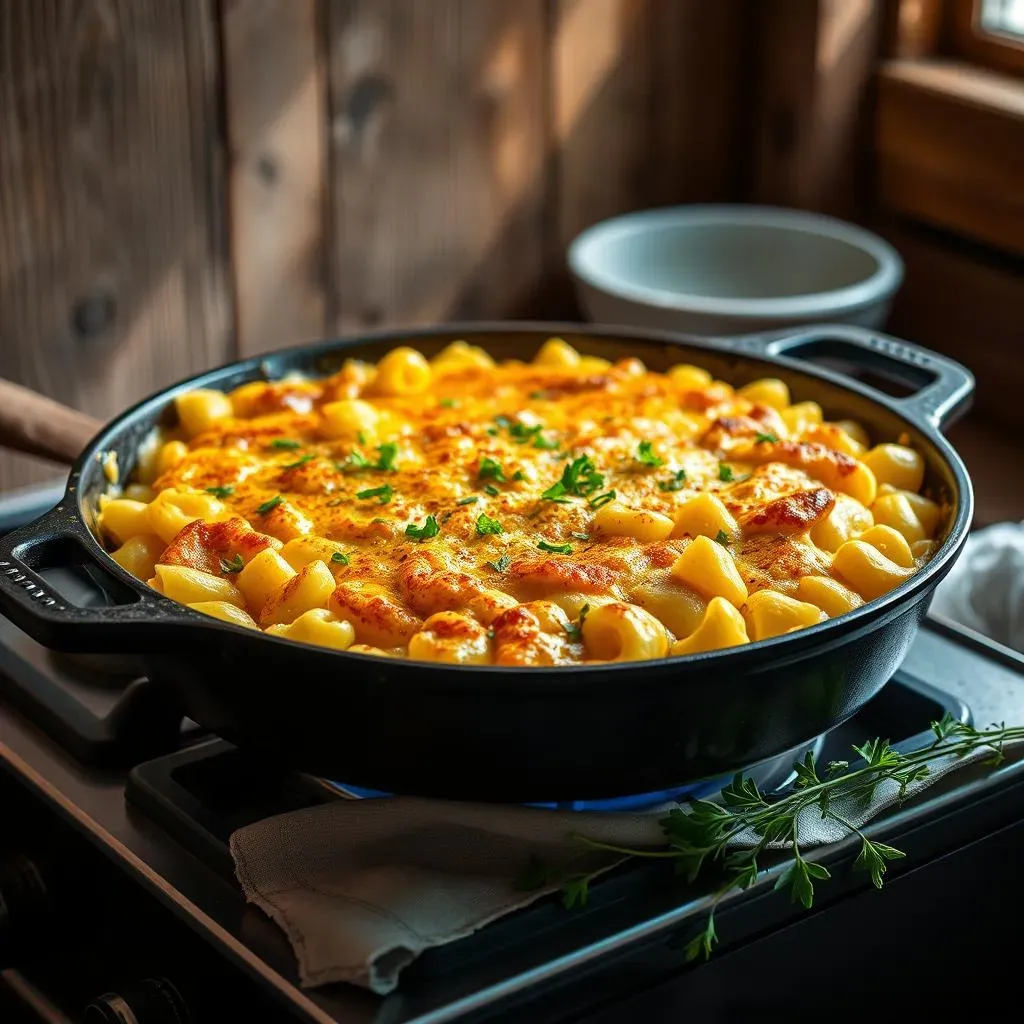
[96,339,946,665]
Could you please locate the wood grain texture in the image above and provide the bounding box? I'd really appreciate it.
[323,0,549,330]
[750,0,885,219]
[0,0,232,488]
[553,0,749,250]
[876,217,1024,432]
[222,0,328,355]
[876,59,1024,255]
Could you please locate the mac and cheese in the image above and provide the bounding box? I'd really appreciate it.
[96,338,945,665]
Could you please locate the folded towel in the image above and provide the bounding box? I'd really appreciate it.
[229,737,1019,994]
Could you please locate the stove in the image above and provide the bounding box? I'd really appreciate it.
[2,484,1024,1023]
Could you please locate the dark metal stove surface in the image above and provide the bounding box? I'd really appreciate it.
[2,486,1024,1024]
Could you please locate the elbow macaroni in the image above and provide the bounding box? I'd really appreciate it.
[95,338,947,663]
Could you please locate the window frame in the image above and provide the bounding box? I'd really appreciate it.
[948,0,1024,75]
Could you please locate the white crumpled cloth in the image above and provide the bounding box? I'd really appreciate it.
[230,735,1022,995]
[932,521,1024,653]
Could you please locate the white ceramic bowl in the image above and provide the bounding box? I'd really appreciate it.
[568,205,904,336]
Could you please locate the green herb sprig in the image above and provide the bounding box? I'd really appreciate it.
[541,455,604,503]
[517,715,1024,962]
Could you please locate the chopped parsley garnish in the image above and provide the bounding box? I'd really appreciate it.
[484,484,500,497]
[357,430,368,445]
[256,495,283,515]
[475,513,503,536]
[530,390,547,400]
[339,448,371,472]
[588,490,617,509]
[512,469,526,481]
[405,515,440,541]
[533,434,560,450]
[205,485,234,498]
[715,529,730,545]
[565,603,590,643]
[658,469,687,492]
[537,540,572,554]
[571,531,590,541]
[219,554,244,574]
[282,454,315,470]
[331,551,351,565]
[718,463,735,482]
[356,483,393,504]
[754,432,779,444]
[268,438,302,450]
[636,440,664,468]
[440,398,458,408]
[541,455,604,502]
[478,456,506,482]
[457,496,479,506]
[487,554,511,573]
[486,427,498,436]
[495,414,514,430]
[375,442,399,471]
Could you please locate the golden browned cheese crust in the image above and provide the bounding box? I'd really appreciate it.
[96,339,945,664]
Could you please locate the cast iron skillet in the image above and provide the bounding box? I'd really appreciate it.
[0,323,974,800]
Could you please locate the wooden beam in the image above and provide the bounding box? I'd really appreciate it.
[323,0,550,329]
[222,0,328,355]
[750,0,886,219]
[0,0,232,488]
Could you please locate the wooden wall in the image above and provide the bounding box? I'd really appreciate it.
[0,0,750,488]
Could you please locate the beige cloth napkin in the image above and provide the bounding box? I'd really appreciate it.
[230,741,1020,995]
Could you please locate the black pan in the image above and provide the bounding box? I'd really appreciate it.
[0,323,974,800]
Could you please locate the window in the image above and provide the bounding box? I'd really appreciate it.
[951,0,1024,74]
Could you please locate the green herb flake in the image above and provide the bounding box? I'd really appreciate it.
[219,554,244,574]
[658,469,688,492]
[588,490,617,509]
[487,554,512,573]
[530,390,547,400]
[718,463,735,482]
[512,469,526,482]
[256,495,283,515]
[439,398,458,408]
[484,484,500,497]
[537,539,572,554]
[457,496,479,506]
[754,432,779,444]
[375,442,399,472]
[475,513,503,536]
[331,551,351,565]
[282,454,315,470]
[268,439,302,450]
[478,456,506,482]
[565,602,591,643]
[405,515,440,542]
[636,440,664,468]
[715,529,730,545]
[205,485,234,499]
[542,455,604,503]
[357,430,368,446]
[533,434,560,450]
[340,448,371,472]
[356,483,393,504]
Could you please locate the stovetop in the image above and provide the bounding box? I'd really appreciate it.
[2,485,1024,1023]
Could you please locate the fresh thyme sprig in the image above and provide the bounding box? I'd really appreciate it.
[517,715,1024,962]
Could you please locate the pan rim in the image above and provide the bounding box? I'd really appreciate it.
[64,320,974,676]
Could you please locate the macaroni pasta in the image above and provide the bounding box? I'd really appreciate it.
[96,339,945,665]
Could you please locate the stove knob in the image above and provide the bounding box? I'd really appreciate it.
[84,978,190,1024]
[0,855,51,957]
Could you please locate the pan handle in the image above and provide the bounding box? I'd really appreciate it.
[0,503,209,654]
[732,324,974,432]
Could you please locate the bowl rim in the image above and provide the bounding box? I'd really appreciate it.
[567,204,905,320]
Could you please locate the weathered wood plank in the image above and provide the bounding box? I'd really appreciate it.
[552,0,749,302]
[0,0,232,488]
[324,0,549,330]
[222,0,328,355]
